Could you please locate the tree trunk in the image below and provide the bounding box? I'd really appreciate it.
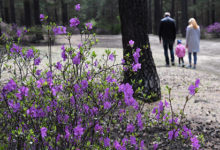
[33,0,40,25]
[171,0,175,18]
[193,0,197,19]
[61,0,68,25]
[206,0,210,26]
[148,0,152,33]
[9,0,16,23]
[181,0,188,37]
[154,0,161,34]
[24,0,31,27]
[211,0,215,23]
[119,0,161,102]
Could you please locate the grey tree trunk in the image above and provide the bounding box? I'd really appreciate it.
[33,0,40,25]
[154,0,161,34]
[24,0,31,26]
[119,0,161,102]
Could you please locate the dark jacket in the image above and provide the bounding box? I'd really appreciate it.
[159,17,176,41]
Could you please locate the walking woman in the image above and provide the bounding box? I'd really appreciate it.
[186,18,200,69]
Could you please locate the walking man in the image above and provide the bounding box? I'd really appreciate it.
[159,12,176,66]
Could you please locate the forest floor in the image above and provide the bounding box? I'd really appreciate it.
[33,35,220,149]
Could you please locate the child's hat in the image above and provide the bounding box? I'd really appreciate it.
[177,40,182,44]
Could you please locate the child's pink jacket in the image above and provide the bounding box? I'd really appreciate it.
[175,44,186,58]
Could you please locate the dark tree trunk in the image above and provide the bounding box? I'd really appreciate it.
[24,0,31,27]
[9,0,16,23]
[0,0,4,21]
[211,0,215,23]
[181,0,188,37]
[154,0,161,34]
[207,0,210,26]
[4,7,9,23]
[119,0,161,102]
[33,0,40,25]
[148,0,152,33]
[61,1,68,25]
[193,0,197,19]
[171,0,175,18]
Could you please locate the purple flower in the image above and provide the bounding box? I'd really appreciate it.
[126,123,135,132]
[114,140,121,150]
[104,138,110,147]
[36,78,45,88]
[34,57,41,65]
[10,44,22,54]
[72,52,81,65]
[132,63,141,72]
[3,79,17,92]
[191,136,200,150]
[129,40,134,47]
[26,49,34,58]
[154,143,158,150]
[70,18,80,27]
[109,54,114,61]
[74,125,84,138]
[94,60,98,66]
[168,130,174,140]
[164,100,169,107]
[130,136,136,145]
[188,84,196,95]
[81,80,88,90]
[152,107,157,114]
[8,100,20,112]
[17,29,22,37]
[75,4,80,11]
[61,50,67,61]
[56,62,62,70]
[121,59,125,64]
[103,101,111,109]
[36,70,42,76]
[133,48,141,63]
[41,127,47,138]
[16,86,29,100]
[53,26,67,35]
[78,43,83,49]
[195,79,200,88]
[95,124,103,133]
[40,14,45,21]
[85,23,93,30]
[47,71,53,78]
[65,127,70,140]
[158,101,164,112]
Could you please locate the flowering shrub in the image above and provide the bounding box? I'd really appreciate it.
[0,2,203,150]
[206,22,220,37]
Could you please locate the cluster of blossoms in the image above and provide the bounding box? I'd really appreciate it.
[53,26,67,35]
[206,22,220,33]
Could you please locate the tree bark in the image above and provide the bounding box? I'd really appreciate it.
[24,0,31,27]
[9,0,16,23]
[33,0,40,25]
[61,0,68,25]
[181,0,188,37]
[154,0,162,34]
[193,0,197,19]
[171,0,175,18]
[119,0,161,102]
[148,0,152,33]
[211,0,215,23]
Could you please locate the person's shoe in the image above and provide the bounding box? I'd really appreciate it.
[182,64,185,67]
[187,65,192,69]
[165,64,170,67]
[171,62,175,66]
[193,65,196,69]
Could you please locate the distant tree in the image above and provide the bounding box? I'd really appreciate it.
[181,0,188,37]
[148,0,153,33]
[61,0,68,25]
[211,0,215,23]
[33,0,40,25]
[24,0,31,26]
[9,0,15,23]
[119,0,161,102]
[193,0,197,19]
[171,0,175,18]
[154,0,162,34]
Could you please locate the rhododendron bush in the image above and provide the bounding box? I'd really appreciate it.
[0,3,203,150]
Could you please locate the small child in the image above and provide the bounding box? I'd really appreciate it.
[175,40,186,67]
